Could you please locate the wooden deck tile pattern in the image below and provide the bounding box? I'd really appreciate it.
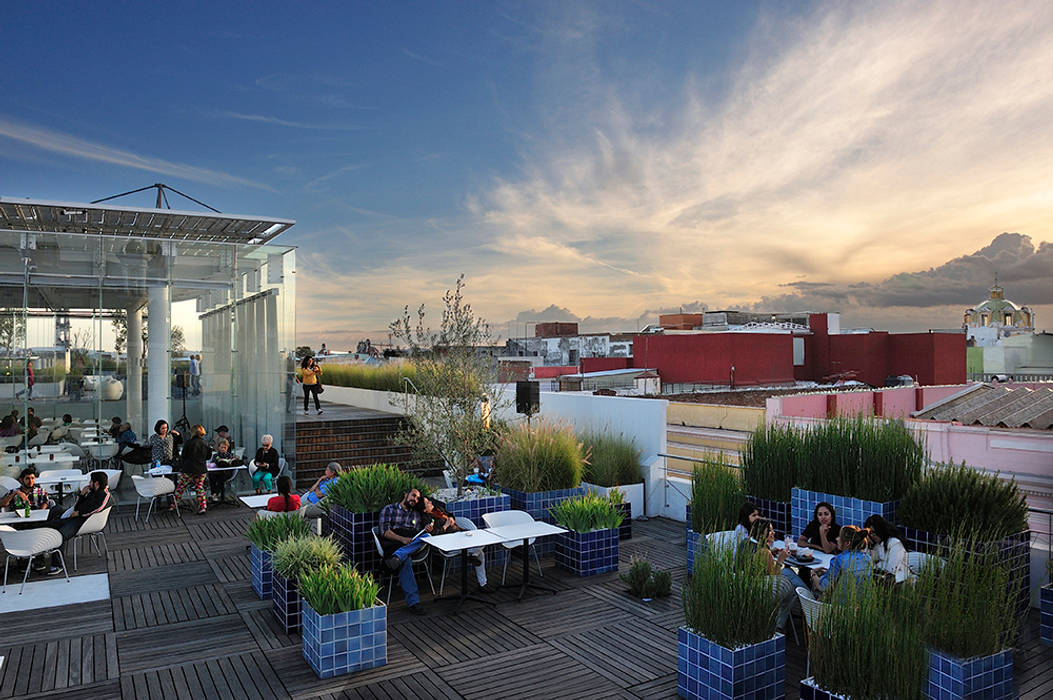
[0,503,1049,700]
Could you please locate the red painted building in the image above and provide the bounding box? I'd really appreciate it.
[632,333,795,387]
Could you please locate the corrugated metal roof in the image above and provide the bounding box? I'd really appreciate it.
[916,384,1053,429]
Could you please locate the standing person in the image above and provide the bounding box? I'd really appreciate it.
[189,354,201,396]
[148,420,179,466]
[267,476,301,513]
[250,434,280,494]
[380,488,431,615]
[14,360,34,399]
[797,502,841,555]
[299,356,323,415]
[170,424,210,515]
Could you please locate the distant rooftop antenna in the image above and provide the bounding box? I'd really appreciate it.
[91,183,221,213]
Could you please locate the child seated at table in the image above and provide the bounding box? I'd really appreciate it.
[267,476,301,512]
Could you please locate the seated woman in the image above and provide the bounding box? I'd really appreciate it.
[418,496,489,591]
[734,502,760,542]
[864,514,909,582]
[250,434,280,494]
[811,525,872,598]
[797,501,841,554]
[736,518,798,631]
[115,422,139,460]
[267,475,301,512]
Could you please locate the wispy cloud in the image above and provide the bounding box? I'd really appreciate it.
[402,48,444,67]
[304,162,370,189]
[216,111,365,131]
[0,116,274,191]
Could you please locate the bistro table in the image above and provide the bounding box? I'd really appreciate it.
[238,494,271,509]
[424,529,506,612]
[206,464,247,506]
[486,521,568,600]
[1,453,79,468]
[0,509,50,525]
[772,541,835,572]
[36,474,88,505]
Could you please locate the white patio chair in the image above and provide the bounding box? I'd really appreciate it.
[437,516,483,596]
[131,475,177,523]
[88,443,119,470]
[796,586,829,676]
[27,429,51,447]
[907,550,944,577]
[38,469,88,499]
[0,435,22,452]
[0,526,71,594]
[69,506,112,571]
[370,525,435,605]
[0,476,20,492]
[234,447,246,460]
[482,509,544,585]
[50,426,69,442]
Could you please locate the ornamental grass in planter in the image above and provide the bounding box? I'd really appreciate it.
[271,535,343,634]
[897,462,1030,620]
[741,423,799,537]
[246,514,314,600]
[550,493,623,576]
[687,457,745,573]
[621,556,671,600]
[679,540,784,700]
[580,431,643,528]
[300,564,387,678]
[324,464,428,572]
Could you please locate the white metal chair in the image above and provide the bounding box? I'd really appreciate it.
[370,525,435,605]
[0,526,71,594]
[38,469,88,499]
[87,443,119,470]
[0,475,19,492]
[131,475,177,523]
[234,447,246,460]
[49,426,69,442]
[906,550,944,577]
[437,516,483,595]
[27,429,51,447]
[796,586,829,675]
[0,435,22,452]
[69,506,112,571]
[482,510,544,585]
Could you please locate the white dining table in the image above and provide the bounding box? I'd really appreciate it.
[238,494,271,509]
[772,541,835,570]
[485,521,568,600]
[425,529,507,611]
[36,474,89,503]
[0,509,51,525]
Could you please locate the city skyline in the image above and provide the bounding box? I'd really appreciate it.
[2,1,1052,347]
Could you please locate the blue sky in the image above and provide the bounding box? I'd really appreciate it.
[3,1,1051,348]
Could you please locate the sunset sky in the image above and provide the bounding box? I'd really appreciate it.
[2,1,1051,348]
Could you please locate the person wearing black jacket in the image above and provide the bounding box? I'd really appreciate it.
[251,434,280,494]
[171,424,211,514]
[42,471,112,574]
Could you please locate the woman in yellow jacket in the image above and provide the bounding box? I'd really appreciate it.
[299,355,323,415]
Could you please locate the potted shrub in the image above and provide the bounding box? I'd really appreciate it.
[550,493,623,576]
[324,463,428,573]
[271,534,343,634]
[437,484,511,529]
[580,431,644,534]
[299,564,387,679]
[792,416,923,537]
[804,575,926,699]
[1041,560,1052,647]
[246,514,314,600]
[620,556,671,601]
[914,531,1019,699]
[679,538,784,699]
[687,457,744,574]
[897,461,1031,622]
[741,423,799,537]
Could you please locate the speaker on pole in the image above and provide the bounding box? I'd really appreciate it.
[516,380,539,416]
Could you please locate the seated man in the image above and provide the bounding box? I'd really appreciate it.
[419,496,489,591]
[299,461,342,519]
[44,471,112,572]
[0,467,53,513]
[379,488,432,615]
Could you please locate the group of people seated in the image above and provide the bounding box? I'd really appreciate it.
[0,466,113,575]
[732,500,911,629]
[0,407,46,447]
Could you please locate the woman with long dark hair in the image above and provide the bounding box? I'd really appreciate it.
[299,355,323,415]
[864,514,909,582]
[797,501,841,554]
[267,476,300,512]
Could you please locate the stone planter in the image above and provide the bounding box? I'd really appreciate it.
[502,485,586,555]
[327,505,381,573]
[677,626,785,699]
[900,526,1031,622]
[250,544,273,600]
[1042,584,1053,647]
[582,481,645,521]
[791,487,897,536]
[301,601,387,679]
[272,571,303,634]
[799,677,847,700]
[554,528,619,577]
[925,648,1014,699]
[748,495,791,539]
[444,492,511,529]
[686,528,702,574]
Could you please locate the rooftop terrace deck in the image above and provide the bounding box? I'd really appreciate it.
[0,508,1049,699]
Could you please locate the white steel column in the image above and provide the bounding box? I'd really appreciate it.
[147,287,170,429]
[126,305,144,435]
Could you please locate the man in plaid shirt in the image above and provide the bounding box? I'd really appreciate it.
[379,487,433,615]
[0,467,54,512]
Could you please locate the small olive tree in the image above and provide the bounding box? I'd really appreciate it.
[389,275,507,494]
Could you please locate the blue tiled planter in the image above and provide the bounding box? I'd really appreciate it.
[799,677,847,699]
[901,527,1032,622]
[791,488,897,536]
[615,502,632,541]
[554,528,619,576]
[748,496,791,539]
[677,627,785,699]
[272,571,303,634]
[445,492,511,529]
[686,528,702,574]
[926,648,1014,699]
[250,544,273,600]
[328,505,382,573]
[502,485,586,555]
[301,601,387,679]
[1041,584,1053,647]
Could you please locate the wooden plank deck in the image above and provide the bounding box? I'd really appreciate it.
[0,507,1050,699]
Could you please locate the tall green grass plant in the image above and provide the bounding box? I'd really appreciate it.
[549,493,624,532]
[495,420,585,492]
[740,423,799,501]
[690,456,745,534]
[308,362,416,392]
[897,462,1028,540]
[246,513,314,551]
[324,464,429,513]
[299,564,381,615]
[271,535,343,581]
[580,431,642,486]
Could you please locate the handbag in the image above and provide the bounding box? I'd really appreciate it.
[315,383,324,394]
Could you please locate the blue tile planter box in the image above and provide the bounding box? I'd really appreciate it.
[615,502,632,540]
[791,488,897,536]
[748,496,791,539]
[677,626,785,699]
[502,486,585,555]
[272,571,303,634]
[1042,584,1053,647]
[900,527,1031,622]
[301,601,387,679]
[686,528,702,574]
[445,492,511,529]
[554,528,619,576]
[925,648,1014,699]
[250,544,273,600]
[799,677,847,699]
[328,505,381,573]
